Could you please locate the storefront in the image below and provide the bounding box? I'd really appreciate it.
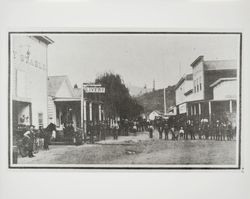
[48,77,105,142]
[11,35,53,147]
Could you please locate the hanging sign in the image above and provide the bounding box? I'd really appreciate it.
[84,86,105,93]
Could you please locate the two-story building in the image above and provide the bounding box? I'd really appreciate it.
[12,35,53,129]
[175,73,193,115]
[175,55,238,126]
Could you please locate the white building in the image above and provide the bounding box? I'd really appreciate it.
[174,55,238,126]
[148,110,163,120]
[48,76,105,138]
[210,77,237,101]
[12,35,53,128]
[175,74,193,114]
[48,76,81,130]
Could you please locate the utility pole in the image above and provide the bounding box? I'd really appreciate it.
[164,87,167,115]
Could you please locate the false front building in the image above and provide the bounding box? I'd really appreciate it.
[175,56,238,127]
[11,35,54,129]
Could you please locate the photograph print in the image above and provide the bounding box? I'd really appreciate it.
[9,32,241,169]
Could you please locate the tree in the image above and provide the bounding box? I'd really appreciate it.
[95,72,143,120]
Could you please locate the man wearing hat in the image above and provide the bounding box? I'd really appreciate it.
[24,125,35,158]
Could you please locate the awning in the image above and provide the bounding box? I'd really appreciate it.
[54,97,81,102]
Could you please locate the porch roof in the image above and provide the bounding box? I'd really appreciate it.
[12,96,32,103]
[186,99,236,104]
[54,97,80,102]
[209,77,237,88]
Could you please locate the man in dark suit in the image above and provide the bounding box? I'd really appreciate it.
[23,125,35,158]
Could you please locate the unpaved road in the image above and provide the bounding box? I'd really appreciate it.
[18,131,237,165]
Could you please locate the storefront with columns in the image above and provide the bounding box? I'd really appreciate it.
[81,83,105,136]
[48,76,105,142]
[186,78,237,127]
[175,56,238,127]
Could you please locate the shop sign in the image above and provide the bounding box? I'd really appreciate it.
[84,87,105,93]
[179,103,187,114]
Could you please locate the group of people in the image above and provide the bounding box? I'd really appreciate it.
[17,123,56,158]
[84,118,150,143]
[17,115,236,158]
[146,116,236,141]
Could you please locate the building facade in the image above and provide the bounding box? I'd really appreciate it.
[48,76,81,130]
[12,35,53,129]
[175,56,238,127]
[175,74,193,115]
[48,76,105,140]
[149,110,163,120]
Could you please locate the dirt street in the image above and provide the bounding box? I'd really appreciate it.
[18,131,237,165]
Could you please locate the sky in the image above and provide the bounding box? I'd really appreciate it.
[47,33,240,89]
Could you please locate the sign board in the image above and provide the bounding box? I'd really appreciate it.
[84,86,105,93]
[225,95,237,99]
[179,103,187,114]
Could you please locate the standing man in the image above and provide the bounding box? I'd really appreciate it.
[88,121,94,144]
[185,119,191,140]
[124,119,129,136]
[226,121,233,141]
[156,118,163,139]
[215,120,220,141]
[148,122,154,139]
[203,119,209,140]
[113,120,119,140]
[158,125,163,139]
[23,125,35,158]
[190,120,195,140]
[164,121,169,140]
[68,122,75,143]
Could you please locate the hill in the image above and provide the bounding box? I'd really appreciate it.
[135,85,176,114]
[127,84,152,97]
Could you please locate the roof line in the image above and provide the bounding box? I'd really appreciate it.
[204,59,237,63]
[210,77,237,88]
[48,75,68,77]
[190,55,204,67]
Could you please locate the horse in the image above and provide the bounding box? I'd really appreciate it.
[40,123,57,150]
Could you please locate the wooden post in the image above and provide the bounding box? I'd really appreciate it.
[81,87,83,129]
[81,86,87,142]
[208,101,212,123]
[163,88,167,115]
[229,100,233,113]
[199,103,201,115]
[89,102,92,121]
[99,104,102,121]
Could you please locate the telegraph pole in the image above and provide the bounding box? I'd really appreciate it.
[164,87,167,115]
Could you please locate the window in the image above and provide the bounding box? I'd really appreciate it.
[199,77,202,91]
